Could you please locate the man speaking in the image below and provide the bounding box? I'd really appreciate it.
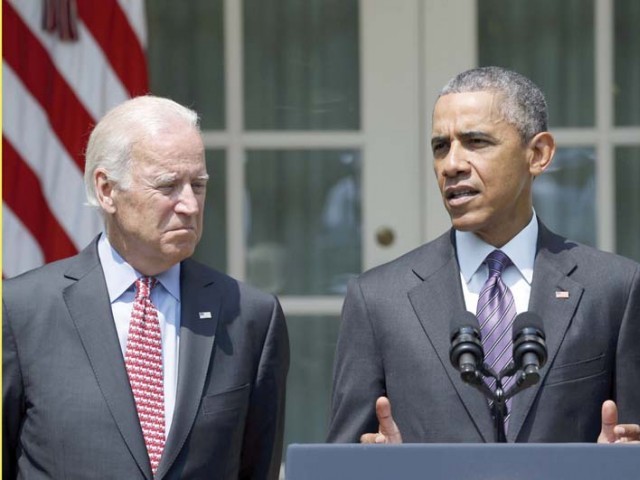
[327,67,640,444]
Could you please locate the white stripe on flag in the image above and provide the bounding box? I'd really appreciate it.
[9,0,130,121]
[3,0,146,277]
[117,0,148,49]
[3,64,102,250]
[2,205,46,277]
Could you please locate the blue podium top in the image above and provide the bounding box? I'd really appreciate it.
[286,443,640,480]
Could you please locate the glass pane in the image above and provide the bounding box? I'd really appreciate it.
[284,315,340,453]
[533,147,596,246]
[615,0,640,126]
[243,0,359,130]
[478,0,594,127]
[245,150,361,295]
[146,0,225,129]
[616,147,640,262]
[193,150,227,271]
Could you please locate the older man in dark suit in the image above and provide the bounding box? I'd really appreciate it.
[3,96,289,479]
[327,67,640,445]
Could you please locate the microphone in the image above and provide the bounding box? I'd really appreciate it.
[451,312,507,443]
[511,312,547,385]
[449,312,484,384]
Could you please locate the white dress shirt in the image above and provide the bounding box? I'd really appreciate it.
[456,213,539,315]
[97,233,181,438]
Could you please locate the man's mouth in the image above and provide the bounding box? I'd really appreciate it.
[446,188,479,200]
[167,226,195,233]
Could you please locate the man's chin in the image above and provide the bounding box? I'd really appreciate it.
[161,241,197,262]
[449,213,483,233]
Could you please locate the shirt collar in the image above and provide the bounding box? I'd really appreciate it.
[97,233,181,302]
[455,211,538,285]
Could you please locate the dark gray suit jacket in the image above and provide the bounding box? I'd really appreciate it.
[327,222,640,443]
[3,239,289,479]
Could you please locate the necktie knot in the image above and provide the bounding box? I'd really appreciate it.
[485,250,512,278]
[135,276,157,299]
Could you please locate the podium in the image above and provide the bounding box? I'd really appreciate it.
[286,443,640,480]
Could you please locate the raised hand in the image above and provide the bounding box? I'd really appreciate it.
[597,400,640,443]
[359,396,403,444]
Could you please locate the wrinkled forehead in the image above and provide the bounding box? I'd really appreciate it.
[130,125,206,172]
[432,91,509,135]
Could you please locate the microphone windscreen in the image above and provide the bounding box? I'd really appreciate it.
[512,312,544,339]
[450,311,481,338]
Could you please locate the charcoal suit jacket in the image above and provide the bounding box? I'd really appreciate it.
[327,221,640,443]
[3,238,289,479]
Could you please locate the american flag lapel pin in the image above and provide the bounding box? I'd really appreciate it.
[199,311,212,319]
[555,291,570,299]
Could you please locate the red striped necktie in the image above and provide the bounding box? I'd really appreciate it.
[125,276,165,476]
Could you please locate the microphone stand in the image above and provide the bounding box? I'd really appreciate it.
[456,364,508,442]
[492,381,507,443]
[459,362,543,443]
[490,362,542,443]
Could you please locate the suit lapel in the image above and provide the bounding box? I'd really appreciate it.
[62,240,152,479]
[407,232,494,442]
[507,223,584,442]
[155,260,220,479]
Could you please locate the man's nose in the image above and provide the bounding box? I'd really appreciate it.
[442,143,470,177]
[175,184,199,215]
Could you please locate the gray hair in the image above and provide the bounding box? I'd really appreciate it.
[84,95,200,207]
[438,66,548,143]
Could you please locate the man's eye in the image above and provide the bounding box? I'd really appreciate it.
[192,182,207,193]
[432,143,448,154]
[469,138,489,147]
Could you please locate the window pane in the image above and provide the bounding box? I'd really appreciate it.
[245,150,361,295]
[147,0,225,129]
[284,315,339,453]
[243,0,359,130]
[616,147,640,262]
[615,0,640,126]
[193,150,227,271]
[478,0,594,127]
[533,147,596,246]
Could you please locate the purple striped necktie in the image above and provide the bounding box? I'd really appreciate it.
[476,250,517,428]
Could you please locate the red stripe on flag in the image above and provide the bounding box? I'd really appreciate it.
[77,0,148,97]
[3,138,78,263]
[3,1,94,172]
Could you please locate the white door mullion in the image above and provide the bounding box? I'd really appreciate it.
[225,0,246,279]
[551,129,600,146]
[279,296,344,317]
[361,0,423,268]
[235,132,363,149]
[595,0,615,252]
[610,128,640,145]
[422,0,477,242]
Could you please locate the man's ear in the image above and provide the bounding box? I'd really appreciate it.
[528,131,555,177]
[94,168,117,214]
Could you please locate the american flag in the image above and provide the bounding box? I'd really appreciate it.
[3,0,149,277]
